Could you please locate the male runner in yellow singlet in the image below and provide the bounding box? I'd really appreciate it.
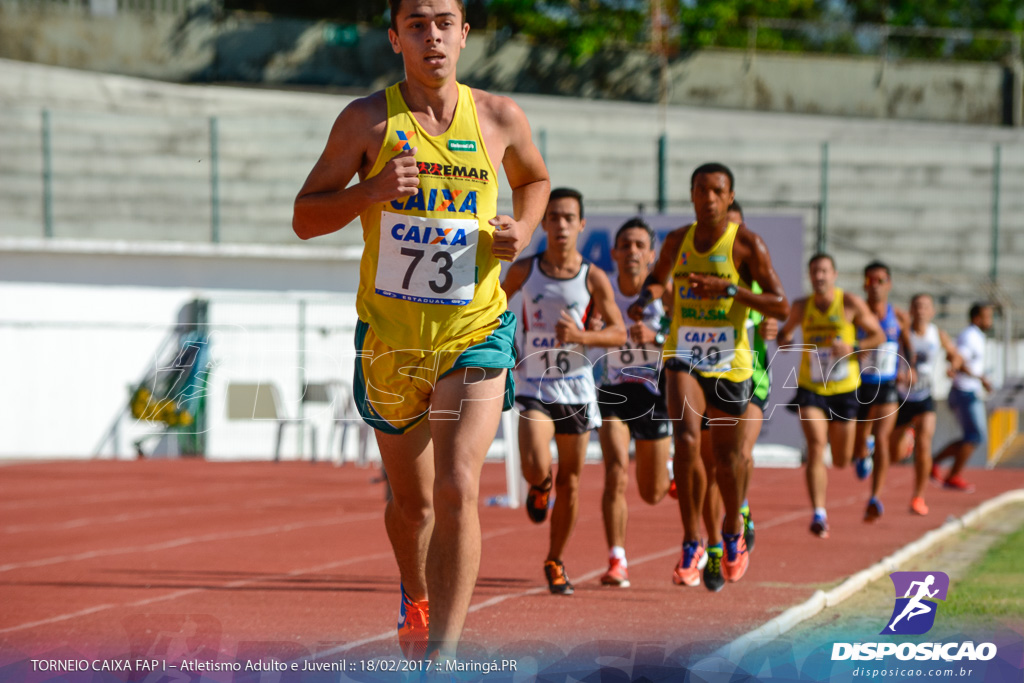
[778,254,885,538]
[293,0,549,660]
[630,163,789,589]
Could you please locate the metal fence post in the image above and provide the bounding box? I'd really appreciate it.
[991,143,1002,283]
[41,109,53,238]
[818,141,829,254]
[209,116,221,243]
[657,134,667,214]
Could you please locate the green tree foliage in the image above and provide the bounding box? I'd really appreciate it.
[842,0,1024,60]
[223,0,1024,61]
[486,1,651,61]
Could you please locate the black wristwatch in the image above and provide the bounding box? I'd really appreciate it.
[724,284,738,298]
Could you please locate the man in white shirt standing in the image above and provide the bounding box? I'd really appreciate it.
[932,302,994,492]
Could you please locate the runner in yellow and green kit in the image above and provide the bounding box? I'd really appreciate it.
[293,0,549,660]
[630,164,789,591]
[699,201,776,591]
[778,253,885,539]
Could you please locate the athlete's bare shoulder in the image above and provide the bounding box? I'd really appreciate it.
[470,89,526,128]
[326,90,390,173]
[501,254,534,296]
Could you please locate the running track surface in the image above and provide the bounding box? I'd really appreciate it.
[2,459,1023,667]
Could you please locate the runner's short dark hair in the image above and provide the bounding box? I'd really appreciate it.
[808,252,835,269]
[614,217,655,248]
[548,187,584,219]
[691,162,735,191]
[390,0,466,30]
[864,260,891,278]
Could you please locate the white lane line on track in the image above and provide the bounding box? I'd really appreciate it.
[1,492,352,534]
[312,493,870,658]
[0,523,518,636]
[0,481,290,512]
[0,512,381,573]
[0,604,117,635]
[0,551,397,635]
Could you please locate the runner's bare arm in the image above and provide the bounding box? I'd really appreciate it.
[777,298,806,347]
[500,258,532,298]
[846,292,886,351]
[558,267,626,348]
[896,307,915,384]
[293,95,418,240]
[938,328,964,373]
[483,94,550,262]
[735,227,790,320]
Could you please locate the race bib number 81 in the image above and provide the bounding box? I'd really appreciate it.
[376,211,478,305]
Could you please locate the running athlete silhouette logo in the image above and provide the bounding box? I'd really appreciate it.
[883,571,949,635]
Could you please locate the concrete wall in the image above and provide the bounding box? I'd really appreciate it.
[0,1,1018,126]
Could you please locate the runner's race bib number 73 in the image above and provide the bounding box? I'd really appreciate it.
[522,332,590,381]
[375,211,478,305]
[676,325,736,372]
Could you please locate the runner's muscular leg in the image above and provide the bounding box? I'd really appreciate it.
[377,421,435,603]
[426,367,506,656]
[548,430,589,562]
[666,370,707,543]
[635,436,671,504]
[800,406,829,510]
[518,410,556,486]
[599,417,630,550]
[707,408,746,536]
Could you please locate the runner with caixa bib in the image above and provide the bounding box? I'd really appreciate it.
[629,163,789,589]
[502,187,626,595]
[292,0,550,660]
[778,253,885,539]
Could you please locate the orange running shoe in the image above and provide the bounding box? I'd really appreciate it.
[600,557,630,587]
[544,559,575,595]
[910,496,929,516]
[526,474,553,524]
[722,533,749,583]
[397,584,429,660]
[672,541,706,587]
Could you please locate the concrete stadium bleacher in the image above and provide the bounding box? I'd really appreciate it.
[1,57,1022,333]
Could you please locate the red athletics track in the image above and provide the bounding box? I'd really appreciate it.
[1,459,1023,669]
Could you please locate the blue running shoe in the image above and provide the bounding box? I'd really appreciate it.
[810,513,829,539]
[864,497,884,522]
[854,455,873,480]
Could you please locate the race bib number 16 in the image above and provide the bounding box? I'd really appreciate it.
[376,211,478,306]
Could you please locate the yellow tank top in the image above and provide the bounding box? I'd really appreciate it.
[666,222,752,381]
[797,288,860,395]
[357,82,503,351]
